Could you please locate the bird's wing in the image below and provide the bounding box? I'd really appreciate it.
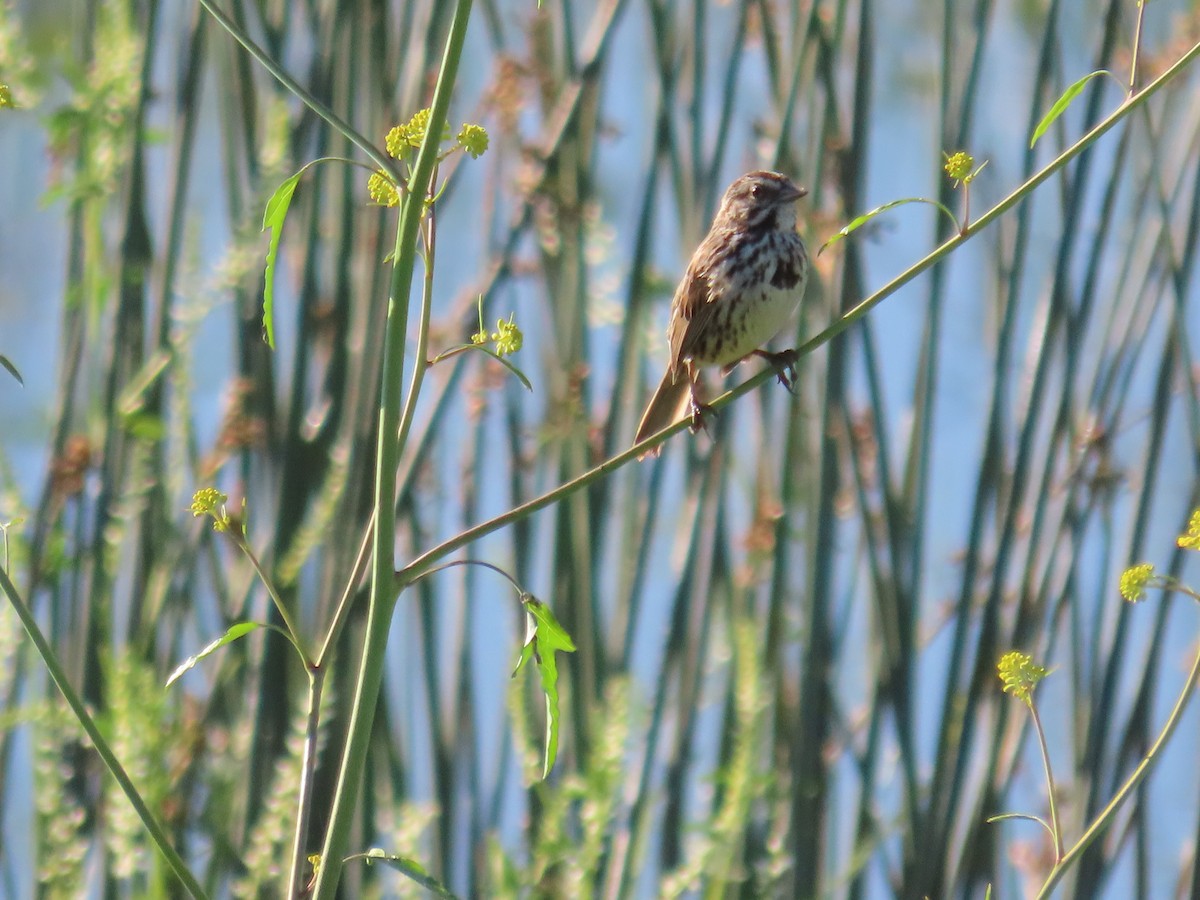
[667,253,720,378]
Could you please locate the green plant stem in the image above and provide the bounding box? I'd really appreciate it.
[196,0,395,177]
[1028,700,1064,862]
[396,37,1200,585]
[286,666,325,900]
[311,1,474,896]
[414,558,526,595]
[315,515,374,668]
[395,188,438,463]
[0,566,207,899]
[231,531,310,663]
[1036,634,1200,899]
[398,436,655,585]
[793,36,1200,367]
[1129,1,1146,95]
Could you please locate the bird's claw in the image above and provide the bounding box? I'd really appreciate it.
[688,394,716,434]
[755,349,799,393]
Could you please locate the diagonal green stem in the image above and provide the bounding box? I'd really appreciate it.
[196,0,395,176]
[315,516,374,668]
[229,530,310,664]
[396,38,1200,585]
[0,566,207,899]
[792,37,1200,364]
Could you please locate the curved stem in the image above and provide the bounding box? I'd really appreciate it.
[413,558,526,596]
[1028,700,1064,862]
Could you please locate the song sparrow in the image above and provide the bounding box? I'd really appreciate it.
[633,170,809,454]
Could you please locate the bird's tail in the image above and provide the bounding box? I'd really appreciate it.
[633,370,692,457]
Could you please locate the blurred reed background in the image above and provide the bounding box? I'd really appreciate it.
[1,0,1200,896]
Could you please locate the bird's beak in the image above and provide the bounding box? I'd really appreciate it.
[782,183,808,203]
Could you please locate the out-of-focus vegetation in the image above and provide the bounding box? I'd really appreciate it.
[2,0,1200,897]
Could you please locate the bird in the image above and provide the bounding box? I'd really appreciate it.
[633,170,809,456]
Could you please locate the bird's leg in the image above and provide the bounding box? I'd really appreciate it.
[687,389,716,433]
[685,364,716,433]
[752,348,799,393]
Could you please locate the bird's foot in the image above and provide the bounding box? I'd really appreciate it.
[688,393,716,434]
[753,349,799,393]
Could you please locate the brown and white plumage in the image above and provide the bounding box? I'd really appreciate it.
[634,171,809,453]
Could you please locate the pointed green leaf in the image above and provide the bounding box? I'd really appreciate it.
[515,595,576,778]
[1030,70,1114,148]
[820,197,959,255]
[0,354,22,386]
[166,622,261,687]
[522,595,576,654]
[349,849,458,898]
[261,172,301,350]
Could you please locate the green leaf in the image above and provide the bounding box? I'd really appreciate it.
[261,172,301,350]
[1030,70,1114,148]
[349,849,458,898]
[0,354,23,385]
[166,622,261,687]
[820,197,959,254]
[512,595,576,778]
[522,596,576,654]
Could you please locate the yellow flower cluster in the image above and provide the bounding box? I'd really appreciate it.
[997,651,1048,703]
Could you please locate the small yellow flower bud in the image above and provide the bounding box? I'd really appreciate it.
[944,151,974,184]
[456,123,489,158]
[492,315,523,357]
[1177,509,1200,551]
[384,124,409,160]
[998,651,1049,703]
[367,171,399,207]
[1119,562,1155,602]
[190,487,227,518]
